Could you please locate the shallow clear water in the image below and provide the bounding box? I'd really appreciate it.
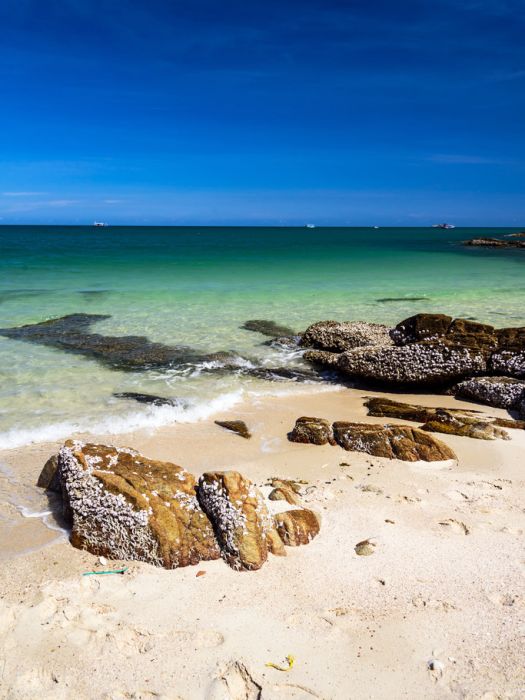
[1,225,524,448]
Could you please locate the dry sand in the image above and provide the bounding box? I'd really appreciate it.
[0,386,524,699]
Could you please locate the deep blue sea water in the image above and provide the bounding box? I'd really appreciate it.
[0,225,524,448]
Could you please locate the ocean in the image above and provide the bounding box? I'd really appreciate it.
[1,225,524,449]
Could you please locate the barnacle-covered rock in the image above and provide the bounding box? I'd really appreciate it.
[197,471,278,571]
[390,314,498,352]
[301,320,393,352]
[54,441,220,568]
[453,376,525,409]
[490,350,525,378]
[274,509,320,546]
[332,422,456,461]
[302,349,341,367]
[338,342,487,387]
[288,416,336,445]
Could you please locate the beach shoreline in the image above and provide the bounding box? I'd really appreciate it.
[1,383,524,698]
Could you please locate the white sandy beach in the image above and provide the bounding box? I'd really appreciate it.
[1,386,524,699]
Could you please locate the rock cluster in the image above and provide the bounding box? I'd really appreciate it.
[40,441,319,571]
[463,236,525,249]
[365,397,521,439]
[301,313,525,391]
[288,416,456,461]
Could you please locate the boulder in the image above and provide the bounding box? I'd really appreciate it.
[36,454,60,491]
[274,509,320,546]
[301,320,393,352]
[391,314,498,353]
[196,471,277,571]
[288,416,336,445]
[453,376,525,409]
[214,420,252,439]
[332,422,456,461]
[53,441,221,568]
[338,342,487,387]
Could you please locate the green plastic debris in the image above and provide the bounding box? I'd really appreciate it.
[82,567,128,576]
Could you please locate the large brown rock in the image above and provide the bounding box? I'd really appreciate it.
[365,396,515,439]
[274,509,320,546]
[288,416,336,445]
[391,314,498,353]
[197,471,277,571]
[332,422,456,461]
[214,420,252,439]
[54,441,220,568]
[490,350,525,378]
[301,320,393,352]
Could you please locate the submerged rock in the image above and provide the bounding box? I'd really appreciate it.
[288,416,336,445]
[463,237,525,249]
[274,509,320,546]
[453,376,525,410]
[197,471,278,571]
[0,314,238,372]
[331,422,456,461]
[214,420,252,439]
[113,392,185,407]
[52,441,221,568]
[241,320,297,337]
[301,320,393,352]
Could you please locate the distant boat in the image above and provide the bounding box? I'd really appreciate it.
[93,221,108,227]
[432,223,456,229]
[305,224,315,228]
[372,226,380,229]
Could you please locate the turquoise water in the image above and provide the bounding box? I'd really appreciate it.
[1,225,524,448]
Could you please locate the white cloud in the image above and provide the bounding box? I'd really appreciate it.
[2,191,48,196]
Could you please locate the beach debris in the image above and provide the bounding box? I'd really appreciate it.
[196,570,206,577]
[266,654,295,672]
[214,419,252,439]
[427,658,445,674]
[82,567,128,576]
[98,556,107,566]
[288,416,336,446]
[354,539,376,556]
[274,509,320,546]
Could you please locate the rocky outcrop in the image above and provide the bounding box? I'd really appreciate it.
[288,416,336,445]
[301,320,393,352]
[332,422,456,461]
[464,237,525,249]
[274,509,320,546]
[391,315,498,352]
[0,314,238,372]
[40,444,320,571]
[52,441,221,568]
[365,397,518,439]
[490,350,525,378]
[338,342,487,387]
[196,471,278,571]
[453,376,525,410]
[268,486,301,505]
[214,420,252,439]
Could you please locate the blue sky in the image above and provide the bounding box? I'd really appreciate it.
[0,0,524,225]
